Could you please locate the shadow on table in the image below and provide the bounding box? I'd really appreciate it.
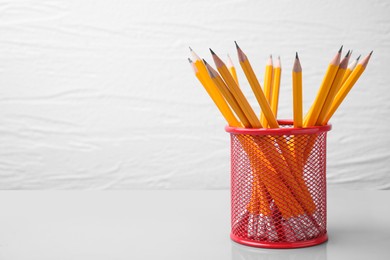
[231,241,327,260]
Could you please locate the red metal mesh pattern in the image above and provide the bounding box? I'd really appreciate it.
[230,130,328,247]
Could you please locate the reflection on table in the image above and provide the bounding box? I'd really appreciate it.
[231,241,327,260]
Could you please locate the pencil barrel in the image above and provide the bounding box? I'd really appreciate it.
[227,120,331,248]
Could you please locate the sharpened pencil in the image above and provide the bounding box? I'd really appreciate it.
[210,48,262,128]
[227,54,239,86]
[316,50,351,125]
[292,53,303,128]
[189,58,241,127]
[204,59,253,128]
[260,55,274,128]
[323,51,372,124]
[270,56,282,118]
[340,54,361,87]
[304,46,342,127]
[235,42,279,128]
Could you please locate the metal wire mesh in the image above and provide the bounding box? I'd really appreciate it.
[230,128,328,247]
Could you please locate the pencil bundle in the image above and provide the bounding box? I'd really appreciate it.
[188,44,372,243]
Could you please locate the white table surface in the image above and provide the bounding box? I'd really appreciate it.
[0,188,389,259]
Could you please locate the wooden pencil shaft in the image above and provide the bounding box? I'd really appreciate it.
[211,51,262,128]
[270,59,281,117]
[304,51,340,127]
[260,61,274,127]
[191,60,241,127]
[264,59,274,102]
[236,47,279,128]
[293,72,303,127]
[316,56,349,125]
[340,55,360,87]
[227,55,239,86]
[206,63,253,127]
[292,55,303,128]
[194,74,241,127]
[323,52,371,124]
[218,66,261,128]
[323,65,365,124]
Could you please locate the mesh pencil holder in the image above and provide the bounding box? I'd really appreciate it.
[226,120,331,249]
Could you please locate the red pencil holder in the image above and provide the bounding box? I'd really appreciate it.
[226,120,331,249]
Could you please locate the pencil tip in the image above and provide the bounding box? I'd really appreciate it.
[188,58,192,63]
[209,48,215,55]
[234,41,239,49]
[345,50,350,57]
[357,55,361,61]
[295,52,299,59]
[202,58,208,65]
[269,54,272,59]
[278,55,280,60]
[370,50,373,56]
[339,45,343,53]
[189,46,193,51]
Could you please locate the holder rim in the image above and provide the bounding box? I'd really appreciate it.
[225,119,331,136]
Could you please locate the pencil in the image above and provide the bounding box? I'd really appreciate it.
[322,51,373,125]
[316,50,351,125]
[227,54,239,86]
[260,55,274,128]
[190,47,219,92]
[304,46,342,127]
[270,56,281,118]
[210,49,262,128]
[235,42,279,129]
[340,54,361,87]
[292,52,303,128]
[204,59,253,128]
[189,58,241,127]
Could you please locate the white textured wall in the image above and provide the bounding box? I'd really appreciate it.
[0,0,389,190]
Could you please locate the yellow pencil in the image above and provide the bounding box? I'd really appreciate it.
[340,54,360,88]
[235,42,279,129]
[189,58,241,127]
[270,56,281,118]
[323,51,372,125]
[292,52,303,128]
[316,51,351,125]
[204,59,253,128]
[190,47,218,92]
[227,54,239,87]
[260,55,274,128]
[304,46,342,127]
[210,49,262,128]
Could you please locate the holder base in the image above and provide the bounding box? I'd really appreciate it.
[230,233,328,249]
